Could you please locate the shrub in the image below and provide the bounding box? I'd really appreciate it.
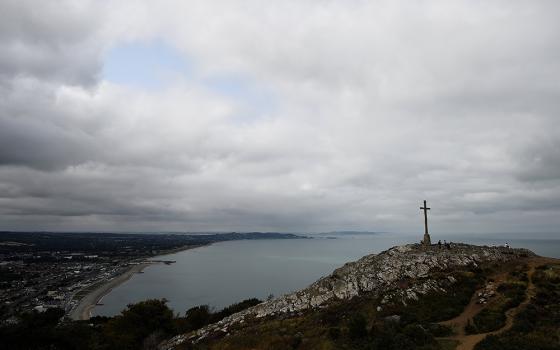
[103,299,175,350]
[210,297,261,322]
[348,313,368,339]
[465,318,476,334]
[183,305,212,330]
[468,282,526,334]
[402,324,432,346]
[427,323,453,337]
[328,327,340,339]
[468,309,505,334]
[399,272,482,324]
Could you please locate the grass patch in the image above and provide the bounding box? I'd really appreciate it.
[437,338,460,350]
[188,269,486,349]
[466,282,526,334]
[428,323,454,337]
[474,263,560,350]
[395,271,483,324]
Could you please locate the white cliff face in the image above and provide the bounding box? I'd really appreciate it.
[161,243,534,349]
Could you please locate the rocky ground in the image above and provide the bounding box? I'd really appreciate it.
[160,243,534,349]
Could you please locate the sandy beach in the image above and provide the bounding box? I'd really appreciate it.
[69,245,207,321]
[69,262,152,320]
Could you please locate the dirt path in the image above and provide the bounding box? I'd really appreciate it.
[439,257,556,350]
[440,272,507,338]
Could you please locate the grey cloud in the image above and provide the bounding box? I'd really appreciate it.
[1,1,560,234]
[0,1,104,86]
[0,111,95,170]
[514,137,560,183]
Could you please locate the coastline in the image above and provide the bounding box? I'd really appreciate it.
[157,243,208,256]
[69,244,208,321]
[69,262,153,320]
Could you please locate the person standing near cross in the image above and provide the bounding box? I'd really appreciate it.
[420,200,431,246]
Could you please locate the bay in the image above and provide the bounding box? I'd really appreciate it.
[93,233,560,317]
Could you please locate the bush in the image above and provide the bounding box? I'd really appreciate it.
[473,263,560,350]
[328,327,341,339]
[103,299,175,350]
[427,323,453,337]
[468,282,526,334]
[348,313,368,339]
[475,333,560,350]
[174,298,262,334]
[465,318,476,334]
[210,297,261,322]
[399,272,482,324]
[0,308,67,350]
[498,282,526,308]
[184,305,212,330]
[467,309,505,334]
[402,324,432,346]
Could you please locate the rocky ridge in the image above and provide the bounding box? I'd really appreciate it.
[160,243,534,349]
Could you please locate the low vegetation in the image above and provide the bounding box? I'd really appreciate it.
[176,267,484,349]
[0,298,261,350]
[393,271,482,324]
[2,257,556,350]
[474,263,560,350]
[465,281,526,334]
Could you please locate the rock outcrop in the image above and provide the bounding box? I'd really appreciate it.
[160,243,534,349]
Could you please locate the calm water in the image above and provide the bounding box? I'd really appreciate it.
[93,233,560,317]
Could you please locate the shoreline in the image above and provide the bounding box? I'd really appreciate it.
[69,244,207,321]
[68,240,560,322]
[69,262,153,320]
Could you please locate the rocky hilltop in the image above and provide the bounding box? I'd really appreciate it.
[161,243,534,349]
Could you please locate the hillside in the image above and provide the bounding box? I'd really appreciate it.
[161,243,559,350]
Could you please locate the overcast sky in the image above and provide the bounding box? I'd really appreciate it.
[1,1,559,236]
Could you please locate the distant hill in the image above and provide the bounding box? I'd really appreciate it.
[200,232,305,240]
[0,231,304,255]
[320,231,380,235]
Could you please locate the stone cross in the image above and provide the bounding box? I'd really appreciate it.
[420,200,431,245]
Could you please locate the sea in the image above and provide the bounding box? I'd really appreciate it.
[93,233,560,317]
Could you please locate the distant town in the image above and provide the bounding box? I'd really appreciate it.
[0,231,302,322]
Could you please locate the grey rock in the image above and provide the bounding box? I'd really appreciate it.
[159,243,534,349]
[384,315,401,323]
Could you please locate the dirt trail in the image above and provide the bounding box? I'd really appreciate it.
[439,257,556,350]
[440,271,507,337]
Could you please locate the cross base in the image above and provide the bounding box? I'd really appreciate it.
[422,233,431,246]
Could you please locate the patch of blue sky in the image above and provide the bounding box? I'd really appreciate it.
[102,39,192,89]
[103,39,276,121]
